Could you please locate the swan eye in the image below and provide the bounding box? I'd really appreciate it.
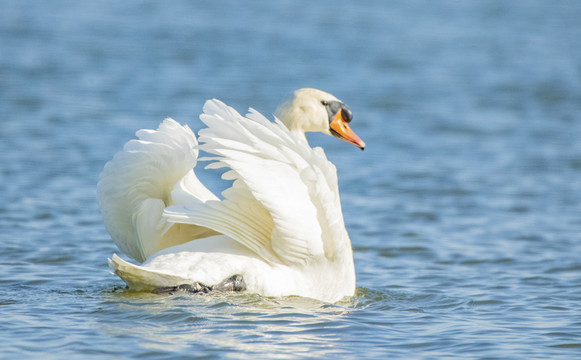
[323,100,352,124]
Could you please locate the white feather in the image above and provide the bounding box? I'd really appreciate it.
[100,89,359,302]
[97,118,217,262]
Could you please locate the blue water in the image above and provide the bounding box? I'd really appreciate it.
[1,1,581,359]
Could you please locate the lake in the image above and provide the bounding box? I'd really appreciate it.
[1,1,580,359]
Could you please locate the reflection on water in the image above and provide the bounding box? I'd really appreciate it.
[100,290,355,358]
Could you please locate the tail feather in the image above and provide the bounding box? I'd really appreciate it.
[109,254,189,290]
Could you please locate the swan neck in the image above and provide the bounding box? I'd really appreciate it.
[276,106,309,144]
[289,128,308,142]
[276,100,305,132]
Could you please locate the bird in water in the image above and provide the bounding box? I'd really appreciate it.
[98,88,365,303]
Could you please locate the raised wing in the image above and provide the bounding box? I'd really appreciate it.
[98,119,218,262]
[164,100,344,265]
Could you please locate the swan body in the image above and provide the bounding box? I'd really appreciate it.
[98,88,365,303]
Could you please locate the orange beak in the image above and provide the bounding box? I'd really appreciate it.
[330,109,366,150]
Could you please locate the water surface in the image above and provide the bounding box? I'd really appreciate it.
[1,1,581,359]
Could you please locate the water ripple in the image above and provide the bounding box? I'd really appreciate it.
[2,0,581,359]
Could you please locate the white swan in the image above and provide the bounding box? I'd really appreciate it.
[97,88,365,303]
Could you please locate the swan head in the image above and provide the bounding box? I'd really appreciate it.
[276,88,366,150]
